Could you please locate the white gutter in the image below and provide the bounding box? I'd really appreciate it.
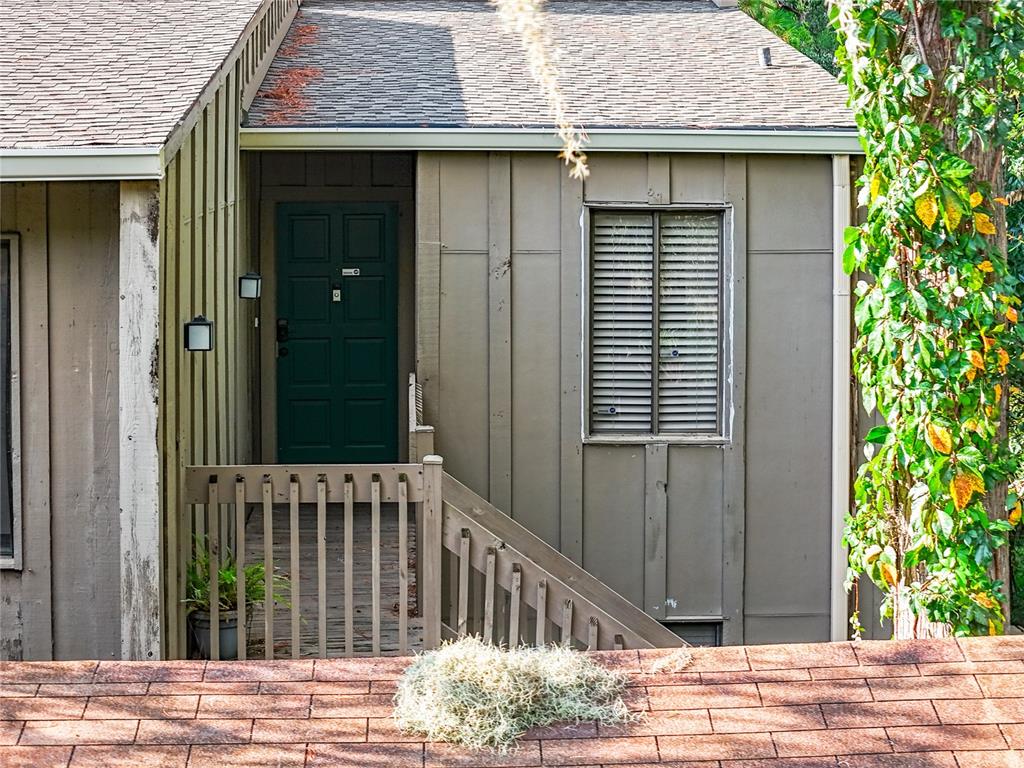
[0,147,163,182]
[831,153,853,641]
[240,127,863,155]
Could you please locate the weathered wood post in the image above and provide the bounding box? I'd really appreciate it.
[118,180,162,660]
[421,455,444,649]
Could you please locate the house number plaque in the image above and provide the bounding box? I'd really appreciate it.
[342,268,360,276]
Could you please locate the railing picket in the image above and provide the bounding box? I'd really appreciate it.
[535,580,547,647]
[235,477,246,661]
[208,476,220,661]
[561,599,574,647]
[587,617,599,651]
[483,547,496,644]
[343,475,354,657]
[398,475,409,655]
[262,475,273,659]
[457,529,470,637]
[508,564,522,647]
[317,475,327,659]
[289,474,300,659]
[371,474,382,656]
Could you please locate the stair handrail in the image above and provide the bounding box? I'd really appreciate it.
[441,472,684,650]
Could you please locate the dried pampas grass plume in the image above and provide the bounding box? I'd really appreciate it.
[492,0,589,178]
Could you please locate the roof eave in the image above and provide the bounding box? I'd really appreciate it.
[0,146,164,182]
[239,126,864,154]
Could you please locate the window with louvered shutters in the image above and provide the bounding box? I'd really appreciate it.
[589,210,723,436]
[657,213,722,433]
[590,213,654,433]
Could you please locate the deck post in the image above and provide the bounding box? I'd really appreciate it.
[118,180,162,660]
[421,455,444,649]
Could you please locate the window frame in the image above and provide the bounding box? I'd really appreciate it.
[1,234,22,570]
[582,203,734,445]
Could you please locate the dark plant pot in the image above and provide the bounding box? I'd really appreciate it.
[189,610,239,660]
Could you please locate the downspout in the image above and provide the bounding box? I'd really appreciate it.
[831,154,853,641]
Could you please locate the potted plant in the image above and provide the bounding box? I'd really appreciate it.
[184,536,290,659]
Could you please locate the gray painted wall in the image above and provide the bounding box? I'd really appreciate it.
[0,181,122,660]
[416,151,837,645]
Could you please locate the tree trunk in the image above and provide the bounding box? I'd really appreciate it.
[911,1,1011,630]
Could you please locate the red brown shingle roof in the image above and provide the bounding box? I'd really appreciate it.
[2,637,1024,766]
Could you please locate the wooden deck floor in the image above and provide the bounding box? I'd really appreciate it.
[242,502,421,658]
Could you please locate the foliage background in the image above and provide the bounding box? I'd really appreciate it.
[741,0,1024,626]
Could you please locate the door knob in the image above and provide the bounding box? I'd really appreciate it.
[277,318,289,342]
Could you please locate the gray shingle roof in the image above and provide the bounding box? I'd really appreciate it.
[247,0,853,131]
[0,0,264,149]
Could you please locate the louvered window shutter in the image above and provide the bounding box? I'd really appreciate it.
[590,213,654,433]
[657,213,722,433]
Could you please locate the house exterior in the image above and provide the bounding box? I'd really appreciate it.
[0,0,871,662]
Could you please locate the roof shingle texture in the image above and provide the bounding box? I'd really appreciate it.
[247,0,854,131]
[2,637,1024,765]
[0,0,263,149]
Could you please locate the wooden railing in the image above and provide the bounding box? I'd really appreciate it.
[176,462,441,660]
[171,379,681,660]
[407,374,684,651]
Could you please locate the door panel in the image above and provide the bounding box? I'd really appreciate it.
[276,203,398,463]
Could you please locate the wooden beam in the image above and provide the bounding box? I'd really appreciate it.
[643,443,668,620]
[558,172,585,564]
[721,155,748,646]
[415,154,442,426]
[119,180,162,660]
[487,153,513,512]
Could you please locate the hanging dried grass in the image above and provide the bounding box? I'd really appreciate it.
[492,0,589,178]
[393,637,635,752]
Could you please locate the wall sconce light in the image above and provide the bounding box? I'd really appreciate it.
[238,272,262,299]
[184,315,214,352]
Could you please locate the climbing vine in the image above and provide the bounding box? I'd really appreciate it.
[833,0,1024,636]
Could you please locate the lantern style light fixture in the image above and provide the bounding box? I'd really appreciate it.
[238,271,262,299]
[184,315,214,352]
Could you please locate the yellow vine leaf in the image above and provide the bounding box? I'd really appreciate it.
[879,562,898,588]
[966,367,977,382]
[990,620,998,636]
[925,422,952,454]
[916,192,939,229]
[1010,501,1023,527]
[1008,306,1019,323]
[973,591,1000,611]
[968,350,985,370]
[951,472,986,511]
[982,334,995,352]
[995,383,1003,402]
[944,197,962,230]
[975,214,997,236]
[997,349,1009,374]
[869,171,882,201]
[995,197,1009,206]
[963,418,979,433]
[978,260,995,273]
[971,191,984,208]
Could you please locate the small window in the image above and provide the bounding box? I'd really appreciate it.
[589,210,724,437]
[1,235,20,567]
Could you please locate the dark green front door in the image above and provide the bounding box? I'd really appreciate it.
[276,202,398,463]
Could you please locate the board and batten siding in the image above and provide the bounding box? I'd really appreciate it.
[158,0,297,659]
[0,182,122,660]
[417,151,836,645]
